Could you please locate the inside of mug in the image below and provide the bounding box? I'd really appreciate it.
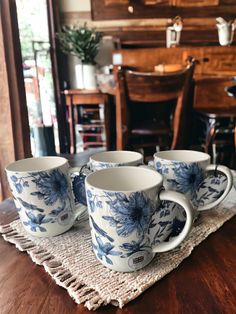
[86,166,162,191]
[154,150,210,163]
[90,150,143,164]
[6,157,67,172]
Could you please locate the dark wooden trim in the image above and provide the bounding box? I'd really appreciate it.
[0,0,31,159]
[47,0,69,153]
[91,0,236,20]
[101,29,234,48]
[0,0,31,199]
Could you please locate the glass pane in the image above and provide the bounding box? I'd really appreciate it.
[16,0,59,156]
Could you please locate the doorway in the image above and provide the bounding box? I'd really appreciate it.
[16,0,58,156]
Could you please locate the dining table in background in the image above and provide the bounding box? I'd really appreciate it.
[0,152,236,313]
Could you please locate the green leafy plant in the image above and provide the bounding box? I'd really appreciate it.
[57,24,103,65]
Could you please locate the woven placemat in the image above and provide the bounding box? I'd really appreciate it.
[1,187,236,310]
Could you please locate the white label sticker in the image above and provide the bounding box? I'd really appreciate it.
[128,251,152,271]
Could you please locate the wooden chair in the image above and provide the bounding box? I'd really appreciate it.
[115,59,196,155]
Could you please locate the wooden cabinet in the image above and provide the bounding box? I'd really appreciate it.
[104,0,129,6]
[173,0,219,6]
[144,0,219,5]
[91,0,236,20]
[142,0,170,5]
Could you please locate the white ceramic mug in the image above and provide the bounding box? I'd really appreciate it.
[89,150,143,171]
[73,150,144,205]
[85,166,194,272]
[6,157,86,237]
[154,150,233,214]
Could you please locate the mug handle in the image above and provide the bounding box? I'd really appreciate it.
[198,165,233,211]
[74,203,88,224]
[152,190,194,253]
[69,166,90,223]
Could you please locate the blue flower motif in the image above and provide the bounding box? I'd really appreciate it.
[31,170,69,206]
[103,192,155,237]
[10,175,29,194]
[93,235,121,265]
[87,189,92,199]
[72,173,87,206]
[169,162,204,198]
[91,162,122,171]
[23,211,52,232]
[86,188,102,213]
[17,197,44,212]
[155,161,169,175]
[90,216,114,242]
[152,220,172,245]
[120,239,150,258]
[48,205,64,217]
[169,217,186,238]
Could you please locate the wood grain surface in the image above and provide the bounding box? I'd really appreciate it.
[1,199,236,313]
[0,152,236,313]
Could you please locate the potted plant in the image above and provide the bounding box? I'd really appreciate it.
[57,24,103,90]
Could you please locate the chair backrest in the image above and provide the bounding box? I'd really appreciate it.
[115,59,196,150]
[125,70,187,103]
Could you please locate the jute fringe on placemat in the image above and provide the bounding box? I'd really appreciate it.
[1,188,236,310]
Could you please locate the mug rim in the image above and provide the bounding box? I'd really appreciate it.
[154,150,211,163]
[89,150,143,165]
[85,166,163,193]
[5,156,68,173]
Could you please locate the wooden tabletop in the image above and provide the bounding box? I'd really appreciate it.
[1,154,236,313]
[63,89,101,95]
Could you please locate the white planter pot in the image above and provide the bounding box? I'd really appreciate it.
[68,55,80,89]
[83,64,97,90]
[75,64,97,90]
[75,64,85,89]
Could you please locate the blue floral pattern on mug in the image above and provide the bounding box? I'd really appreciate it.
[23,211,52,232]
[86,188,103,213]
[195,173,227,207]
[93,235,121,265]
[102,191,155,237]
[9,169,73,234]
[10,175,29,193]
[90,162,123,172]
[167,162,204,199]
[155,161,169,175]
[155,159,230,210]
[72,173,87,206]
[119,239,151,258]
[148,200,177,244]
[30,169,69,205]
[86,187,175,268]
[17,197,44,212]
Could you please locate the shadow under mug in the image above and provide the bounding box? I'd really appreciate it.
[154,150,233,217]
[5,157,86,237]
[85,166,194,272]
[72,150,144,206]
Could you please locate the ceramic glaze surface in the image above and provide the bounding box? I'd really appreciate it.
[6,157,85,237]
[155,159,209,207]
[73,151,144,206]
[89,150,143,172]
[85,167,193,272]
[153,150,233,235]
